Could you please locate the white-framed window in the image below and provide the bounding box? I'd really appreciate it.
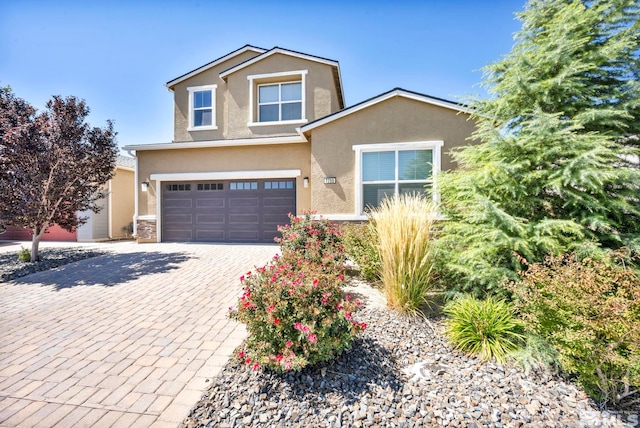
[247,70,308,126]
[353,141,443,213]
[258,82,302,122]
[187,84,217,131]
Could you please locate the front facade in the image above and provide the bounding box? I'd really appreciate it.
[124,45,477,243]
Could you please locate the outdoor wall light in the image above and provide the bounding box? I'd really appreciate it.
[141,181,150,192]
[303,177,309,188]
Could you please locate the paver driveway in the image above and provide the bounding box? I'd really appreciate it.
[0,242,277,427]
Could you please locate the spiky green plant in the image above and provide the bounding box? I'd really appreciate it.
[444,295,524,362]
[369,194,437,316]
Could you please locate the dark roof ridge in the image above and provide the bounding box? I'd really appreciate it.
[166,44,267,87]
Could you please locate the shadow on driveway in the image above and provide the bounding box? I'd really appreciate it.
[13,251,192,290]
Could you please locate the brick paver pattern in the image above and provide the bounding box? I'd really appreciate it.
[0,242,276,427]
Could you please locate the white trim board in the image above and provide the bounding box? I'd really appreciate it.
[123,135,306,151]
[150,169,302,181]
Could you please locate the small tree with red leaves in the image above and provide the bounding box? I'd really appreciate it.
[0,87,117,261]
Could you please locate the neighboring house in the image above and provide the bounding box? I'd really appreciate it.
[123,45,477,244]
[0,155,136,242]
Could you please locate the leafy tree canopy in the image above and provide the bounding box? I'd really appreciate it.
[438,0,640,295]
[0,87,118,261]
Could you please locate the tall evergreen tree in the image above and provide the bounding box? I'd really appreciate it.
[438,0,640,295]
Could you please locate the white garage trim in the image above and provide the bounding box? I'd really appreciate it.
[150,169,301,181]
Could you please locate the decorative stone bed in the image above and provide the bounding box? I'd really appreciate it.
[182,279,638,428]
[0,247,105,282]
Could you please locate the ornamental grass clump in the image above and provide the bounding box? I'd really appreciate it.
[369,194,437,316]
[444,294,524,363]
[506,250,640,407]
[229,256,365,372]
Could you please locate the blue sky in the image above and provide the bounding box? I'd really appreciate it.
[1,1,525,151]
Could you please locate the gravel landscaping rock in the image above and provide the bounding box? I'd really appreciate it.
[0,246,105,282]
[183,280,639,428]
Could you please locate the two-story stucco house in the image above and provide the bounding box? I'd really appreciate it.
[123,45,477,243]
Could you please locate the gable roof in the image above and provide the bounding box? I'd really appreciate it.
[219,46,345,109]
[299,87,471,135]
[165,44,267,89]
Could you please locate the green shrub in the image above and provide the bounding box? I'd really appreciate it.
[444,294,524,363]
[275,211,346,271]
[507,251,640,404]
[229,256,365,372]
[231,211,365,372]
[17,247,31,263]
[340,222,381,281]
[507,250,640,407]
[369,194,437,316]
[512,331,560,375]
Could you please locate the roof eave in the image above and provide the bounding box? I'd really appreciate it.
[165,45,267,90]
[219,47,340,79]
[301,88,471,135]
[123,135,307,152]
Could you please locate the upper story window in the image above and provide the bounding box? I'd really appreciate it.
[247,70,308,127]
[258,82,302,122]
[187,85,217,131]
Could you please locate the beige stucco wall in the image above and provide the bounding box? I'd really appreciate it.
[224,53,339,140]
[172,52,341,142]
[109,167,135,238]
[136,143,311,217]
[308,96,479,215]
[171,50,261,142]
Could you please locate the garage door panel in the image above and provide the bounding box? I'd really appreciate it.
[196,229,225,241]
[164,198,193,208]
[162,179,295,243]
[229,229,260,241]
[263,213,289,224]
[229,213,259,224]
[263,196,295,207]
[262,230,280,242]
[164,213,192,223]
[196,214,226,224]
[163,229,193,241]
[229,199,260,209]
[196,198,225,208]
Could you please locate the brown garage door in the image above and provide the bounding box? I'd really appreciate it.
[161,179,295,243]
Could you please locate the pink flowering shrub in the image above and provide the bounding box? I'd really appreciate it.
[275,211,347,271]
[229,255,366,372]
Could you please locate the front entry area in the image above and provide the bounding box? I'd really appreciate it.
[161,179,295,243]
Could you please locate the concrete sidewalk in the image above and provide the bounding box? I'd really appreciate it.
[0,242,277,427]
